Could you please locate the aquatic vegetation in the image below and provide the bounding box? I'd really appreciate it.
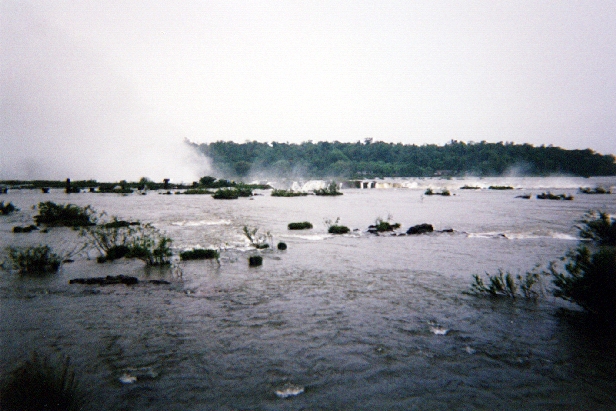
[34,202,96,227]
[288,221,313,230]
[5,245,62,274]
[82,218,172,265]
[0,352,85,411]
[180,248,220,261]
[425,188,450,196]
[0,201,17,215]
[460,185,481,190]
[371,216,401,233]
[537,192,574,200]
[179,188,213,195]
[577,211,616,246]
[249,255,263,267]
[549,211,616,321]
[471,268,546,300]
[272,189,309,197]
[277,242,287,250]
[488,185,514,190]
[325,217,350,234]
[243,226,272,249]
[579,186,612,194]
[314,182,343,196]
[213,188,239,199]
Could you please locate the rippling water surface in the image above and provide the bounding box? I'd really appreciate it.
[1,177,616,410]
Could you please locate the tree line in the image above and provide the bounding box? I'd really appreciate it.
[191,139,616,178]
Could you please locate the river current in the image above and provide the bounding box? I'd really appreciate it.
[1,177,615,410]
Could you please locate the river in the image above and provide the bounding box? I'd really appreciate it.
[1,177,615,410]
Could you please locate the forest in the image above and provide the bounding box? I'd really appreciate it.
[192,139,616,179]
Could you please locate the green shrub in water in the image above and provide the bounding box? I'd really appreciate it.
[0,352,85,411]
[288,221,313,230]
[328,225,350,234]
[180,248,220,261]
[213,188,239,200]
[272,189,308,197]
[277,242,287,250]
[314,182,343,196]
[34,202,96,227]
[5,245,62,274]
[0,201,17,215]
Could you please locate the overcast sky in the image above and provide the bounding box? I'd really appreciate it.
[2,1,616,181]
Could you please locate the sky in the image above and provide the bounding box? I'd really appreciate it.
[2,1,616,181]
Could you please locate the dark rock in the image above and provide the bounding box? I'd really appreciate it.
[277,242,287,250]
[406,223,434,235]
[69,275,139,286]
[148,280,171,285]
[13,225,39,233]
[439,228,454,233]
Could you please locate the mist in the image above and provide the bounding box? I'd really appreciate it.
[0,5,209,183]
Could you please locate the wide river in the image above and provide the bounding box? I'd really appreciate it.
[1,177,615,410]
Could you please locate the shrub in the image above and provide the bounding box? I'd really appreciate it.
[249,255,263,267]
[180,248,219,261]
[0,352,85,411]
[34,202,96,227]
[243,226,271,249]
[6,245,62,274]
[82,218,172,265]
[470,268,546,300]
[314,182,343,196]
[277,242,287,250]
[0,201,17,215]
[374,218,401,232]
[234,185,253,197]
[213,188,239,200]
[272,189,308,197]
[288,222,313,230]
[179,189,213,195]
[488,186,514,190]
[577,211,616,246]
[328,225,350,234]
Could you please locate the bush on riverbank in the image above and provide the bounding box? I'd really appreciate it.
[0,352,85,411]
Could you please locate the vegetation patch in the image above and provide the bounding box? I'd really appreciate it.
[179,189,214,195]
[314,182,343,196]
[277,242,287,250]
[5,245,62,274]
[34,202,96,227]
[243,226,271,249]
[82,218,172,266]
[213,188,240,200]
[272,189,309,197]
[0,201,17,215]
[579,186,612,194]
[488,185,514,190]
[288,221,313,230]
[424,188,451,196]
[460,185,481,190]
[180,248,220,261]
[470,268,545,300]
[0,352,85,411]
[328,225,350,234]
[537,192,574,200]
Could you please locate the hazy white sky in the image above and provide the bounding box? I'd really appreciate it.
[2,1,615,180]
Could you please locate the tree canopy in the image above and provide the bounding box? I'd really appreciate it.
[191,140,616,178]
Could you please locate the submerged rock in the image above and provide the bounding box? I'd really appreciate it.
[406,224,434,235]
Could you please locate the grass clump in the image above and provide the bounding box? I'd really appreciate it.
[249,255,263,267]
[243,226,271,249]
[272,189,308,197]
[314,182,343,196]
[374,217,401,232]
[470,268,545,300]
[0,201,17,215]
[325,217,350,234]
[34,202,96,227]
[5,245,62,274]
[288,222,313,230]
[180,248,219,261]
[0,352,85,411]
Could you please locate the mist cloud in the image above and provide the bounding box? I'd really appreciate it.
[0,5,209,182]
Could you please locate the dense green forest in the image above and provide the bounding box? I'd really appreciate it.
[192,140,616,178]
